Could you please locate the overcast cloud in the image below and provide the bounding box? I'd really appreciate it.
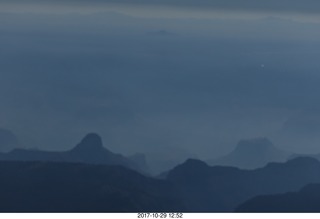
[1,0,320,14]
[2,0,320,21]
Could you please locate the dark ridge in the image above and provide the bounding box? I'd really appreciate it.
[263,156,320,170]
[182,159,209,168]
[0,160,184,212]
[166,159,211,181]
[235,183,320,212]
[165,156,320,212]
[280,156,319,166]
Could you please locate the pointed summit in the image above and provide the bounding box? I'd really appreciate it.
[68,133,146,172]
[0,133,149,174]
[81,133,103,145]
[72,133,104,153]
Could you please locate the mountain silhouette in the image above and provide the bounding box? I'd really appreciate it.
[236,183,320,212]
[166,157,320,212]
[68,133,137,167]
[208,137,290,169]
[72,133,104,153]
[0,160,183,212]
[0,133,148,173]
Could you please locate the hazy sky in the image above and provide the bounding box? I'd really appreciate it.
[1,1,320,167]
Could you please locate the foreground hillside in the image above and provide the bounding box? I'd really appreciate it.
[0,161,183,212]
[235,183,320,212]
[1,157,320,212]
[166,157,320,211]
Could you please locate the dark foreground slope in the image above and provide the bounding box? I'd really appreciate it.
[0,133,148,173]
[236,183,320,212]
[166,157,320,212]
[0,161,183,212]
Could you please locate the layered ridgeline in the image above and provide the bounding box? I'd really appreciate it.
[236,183,320,212]
[0,133,148,173]
[208,138,291,169]
[0,161,184,212]
[2,134,320,212]
[165,157,320,212]
[1,156,320,211]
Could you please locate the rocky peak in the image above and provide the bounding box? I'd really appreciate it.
[72,133,104,153]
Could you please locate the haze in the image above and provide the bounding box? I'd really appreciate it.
[1,1,320,172]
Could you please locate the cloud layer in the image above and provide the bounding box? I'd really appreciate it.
[2,0,320,14]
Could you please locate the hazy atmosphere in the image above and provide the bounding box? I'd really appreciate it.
[2,0,320,173]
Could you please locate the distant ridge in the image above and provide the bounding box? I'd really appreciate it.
[289,152,320,164]
[0,133,148,173]
[208,137,290,169]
